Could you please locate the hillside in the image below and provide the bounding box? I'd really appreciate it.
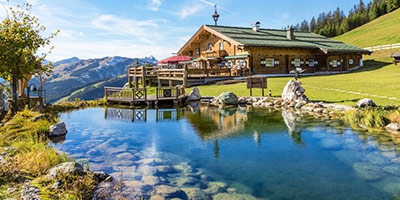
[31,56,157,103]
[334,8,400,47]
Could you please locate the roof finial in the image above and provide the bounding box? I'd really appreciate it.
[212,4,220,26]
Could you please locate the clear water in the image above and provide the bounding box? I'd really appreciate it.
[53,106,400,199]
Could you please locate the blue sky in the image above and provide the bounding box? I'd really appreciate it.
[0,0,371,62]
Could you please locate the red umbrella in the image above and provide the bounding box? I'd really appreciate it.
[158,55,191,64]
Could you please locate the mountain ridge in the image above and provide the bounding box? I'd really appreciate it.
[31,56,158,103]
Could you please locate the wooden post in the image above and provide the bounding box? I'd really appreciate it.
[183,69,188,87]
[142,67,146,88]
[132,88,135,102]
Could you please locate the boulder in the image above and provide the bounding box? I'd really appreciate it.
[49,122,67,137]
[216,92,238,105]
[46,162,84,178]
[187,87,201,101]
[281,80,308,104]
[386,123,400,132]
[356,98,376,108]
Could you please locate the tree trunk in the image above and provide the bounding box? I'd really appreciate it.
[10,77,19,112]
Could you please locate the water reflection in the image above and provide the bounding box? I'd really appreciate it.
[282,109,303,144]
[55,106,400,199]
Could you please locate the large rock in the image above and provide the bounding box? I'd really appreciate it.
[281,80,308,104]
[49,122,67,137]
[386,122,400,132]
[46,162,84,178]
[216,92,238,105]
[356,98,376,108]
[187,87,201,101]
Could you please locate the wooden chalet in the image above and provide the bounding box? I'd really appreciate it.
[104,23,372,105]
[177,23,371,75]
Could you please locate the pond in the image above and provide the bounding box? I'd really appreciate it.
[52,105,400,199]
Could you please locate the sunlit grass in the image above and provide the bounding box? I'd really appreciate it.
[0,110,68,199]
[185,58,400,107]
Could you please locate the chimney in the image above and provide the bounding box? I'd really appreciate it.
[286,27,295,40]
[252,21,260,32]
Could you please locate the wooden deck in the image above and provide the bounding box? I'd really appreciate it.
[129,67,246,87]
[104,67,248,105]
[104,86,187,105]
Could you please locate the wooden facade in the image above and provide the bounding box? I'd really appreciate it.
[177,25,371,75]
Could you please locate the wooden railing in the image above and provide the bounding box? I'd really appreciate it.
[129,67,158,77]
[128,67,235,87]
[105,86,185,104]
[158,69,186,80]
[156,85,186,100]
[186,68,231,77]
[104,87,147,103]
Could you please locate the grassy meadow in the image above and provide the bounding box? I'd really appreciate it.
[335,8,400,47]
[189,57,400,107]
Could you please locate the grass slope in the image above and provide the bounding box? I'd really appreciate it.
[334,8,400,47]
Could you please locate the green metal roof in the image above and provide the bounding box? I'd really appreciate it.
[224,54,249,59]
[207,25,371,54]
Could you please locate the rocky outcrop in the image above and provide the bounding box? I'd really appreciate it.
[281,80,308,104]
[187,87,201,101]
[357,98,376,108]
[49,122,67,137]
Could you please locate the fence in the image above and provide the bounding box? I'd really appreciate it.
[364,43,400,51]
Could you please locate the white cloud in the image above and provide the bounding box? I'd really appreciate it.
[178,2,206,19]
[147,0,162,11]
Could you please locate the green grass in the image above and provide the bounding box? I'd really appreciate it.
[187,59,400,106]
[334,8,400,47]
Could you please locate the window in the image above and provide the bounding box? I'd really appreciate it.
[237,60,246,68]
[291,58,302,67]
[208,43,213,51]
[306,59,318,67]
[330,60,341,67]
[219,42,224,50]
[226,60,233,68]
[196,48,200,55]
[265,58,275,67]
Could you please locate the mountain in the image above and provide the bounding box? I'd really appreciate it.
[31,56,158,103]
[53,57,80,66]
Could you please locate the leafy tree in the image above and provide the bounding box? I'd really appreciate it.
[0,3,58,112]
